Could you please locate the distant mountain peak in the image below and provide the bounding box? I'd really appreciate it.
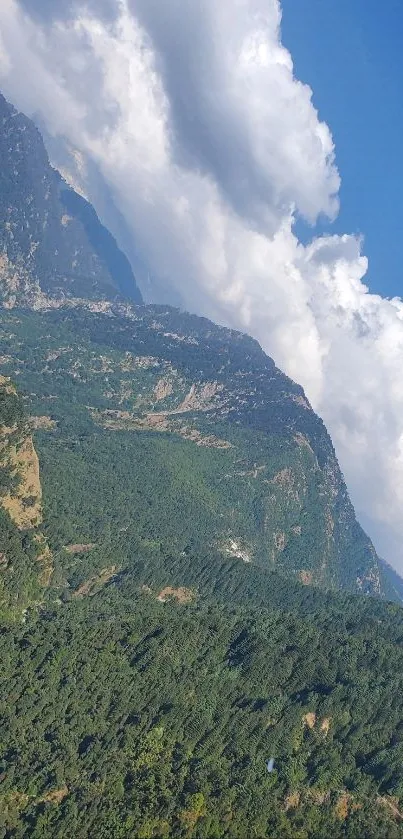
[0,91,142,308]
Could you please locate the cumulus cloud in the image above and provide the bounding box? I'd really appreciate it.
[1,0,403,568]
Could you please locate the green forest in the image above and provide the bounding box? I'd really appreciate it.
[2,578,403,837]
[1,317,403,837]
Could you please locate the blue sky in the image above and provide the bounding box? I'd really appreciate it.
[281,0,403,298]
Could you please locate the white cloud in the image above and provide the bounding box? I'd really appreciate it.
[1,0,403,568]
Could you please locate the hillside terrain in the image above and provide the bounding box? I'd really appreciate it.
[1,314,403,837]
[0,304,389,599]
[0,376,51,621]
[1,93,403,838]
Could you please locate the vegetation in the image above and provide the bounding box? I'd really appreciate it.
[1,584,403,837]
[1,92,403,837]
[0,306,388,598]
[1,320,403,836]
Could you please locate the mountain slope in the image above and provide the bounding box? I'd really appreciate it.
[0,376,52,620]
[2,92,403,838]
[1,375,403,837]
[0,90,395,599]
[0,305,388,599]
[0,92,142,307]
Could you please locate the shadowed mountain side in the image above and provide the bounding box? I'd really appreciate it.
[0,92,142,306]
[59,185,143,304]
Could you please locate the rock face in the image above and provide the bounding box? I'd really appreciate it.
[0,376,52,618]
[0,377,42,529]
[0,92,142,307]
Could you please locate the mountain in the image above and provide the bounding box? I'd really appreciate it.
[0,304,389,600]
[0,93,142,307]
[0,91,397,599]
[2,93,403,838]
[0,90,391,599]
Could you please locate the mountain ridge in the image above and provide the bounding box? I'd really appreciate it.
[0,86,400,599]
[0,92,142,308]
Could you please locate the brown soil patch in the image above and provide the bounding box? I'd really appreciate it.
[34,533,53,586]
[154,378,174,401]
[179,426,232,449]
[377,796,403,820]
[334,793,349,821]
[173,381,223,413]
[333,792,359,822]
[38,786,69,805]
[73,566,119,598]
[91,408,231,449]
[0,375,16,394]
[157,586,194,604]
[30,415,57,431]
[299,570,314,585]
[320,717,331,736]
[64,543,97,554]
[303,712,316,729]
[1,436,43,529]
[91,408,169,433]
[284,792,301,811]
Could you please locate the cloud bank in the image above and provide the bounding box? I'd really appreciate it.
[1,0,403,567]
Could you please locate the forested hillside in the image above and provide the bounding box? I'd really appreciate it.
[2,553,403,838]
[2,328,403,837]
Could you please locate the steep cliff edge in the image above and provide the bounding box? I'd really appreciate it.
[0,376,52,619]
[0,92,142,307]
